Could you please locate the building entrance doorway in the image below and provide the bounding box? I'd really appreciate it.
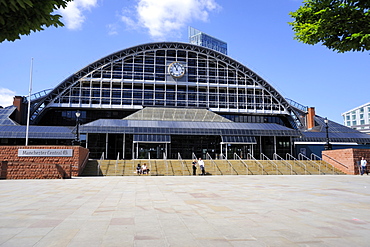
[134,143,167,159]
[228,144,253,159]
[224,144,253,159]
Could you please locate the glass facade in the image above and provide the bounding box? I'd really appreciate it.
[188,27,228,55]
[24,42,303,159]
[50,49,286,114]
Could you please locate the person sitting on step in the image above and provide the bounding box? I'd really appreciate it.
[142,163,149,175]
[136,164,142,175]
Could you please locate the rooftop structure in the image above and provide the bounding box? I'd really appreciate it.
[188,27,227,55]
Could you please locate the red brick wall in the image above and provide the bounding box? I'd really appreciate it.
[322,149,370,175]
[1,161,71,179]
[0,146,89,179]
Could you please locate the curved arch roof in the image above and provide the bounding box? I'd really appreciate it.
[29,42,301,127]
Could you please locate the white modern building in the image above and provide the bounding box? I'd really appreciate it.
[342,102,370,134]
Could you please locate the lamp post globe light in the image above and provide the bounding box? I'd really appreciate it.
[73,110,81,145]
[324,117,332,150]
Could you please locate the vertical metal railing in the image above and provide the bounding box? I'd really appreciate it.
[220,153,238,175]
[164,152,168,175]
[286,153,308,175]
[321,153,348,175]
[233,153,249,175]
[78,151,90,176]
[178,153,184,176]
[177,153,190,176]
[148,152,152,175]
[260,153,279,175]
[97,152,104,176]
[246,153,266,175]
[298,153,321,175]
[273,153,293,175]
[311,153,334,175]
[115,152,119,176]
[192,152,197,160]
[206,152,222,175]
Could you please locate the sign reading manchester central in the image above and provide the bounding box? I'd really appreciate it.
[18,149,73,157]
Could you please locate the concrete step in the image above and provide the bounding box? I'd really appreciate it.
[81,159,347,176]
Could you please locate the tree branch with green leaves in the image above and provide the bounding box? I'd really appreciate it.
[289,0,370,53]
[0,0,72,43]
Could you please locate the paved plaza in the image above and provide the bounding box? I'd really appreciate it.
[0,175,369,247]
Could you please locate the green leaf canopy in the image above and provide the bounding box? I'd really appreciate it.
[0,0,72,42]
[289,0,370,52]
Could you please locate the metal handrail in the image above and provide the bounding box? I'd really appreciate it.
[78,151,90,176]
[298,153,321,175]
[206,152,222,175]
[273,153,293,175]
[97,152,104,176]
[311,153,334,175]
[246,153,266,175]
[178,153,183,175]
[220,154,238,175]
[147,152,153,175]
[233,153,249,175]
[192,152,197,160]
[286,153,308,175]
[163,152,169,175]
[310,153,321,161]
[178,153,190,176]
[260,153,279,175]
[115,152,119,176]
[321,153,348,172]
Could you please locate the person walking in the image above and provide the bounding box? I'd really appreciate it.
[360,157,368,175]
[192,159,197,175]
[198,157,205,175]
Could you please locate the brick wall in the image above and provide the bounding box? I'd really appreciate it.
[322,148,370,175]
[0,146,89,179]
[0,161,71,179]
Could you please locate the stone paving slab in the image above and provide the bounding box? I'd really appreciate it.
[0,175,369,246]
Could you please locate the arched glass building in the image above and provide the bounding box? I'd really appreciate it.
[28,42,302,159]
[2,42,370,159]
[31,42,300,126]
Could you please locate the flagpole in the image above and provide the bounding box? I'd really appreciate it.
[25,58,33,146]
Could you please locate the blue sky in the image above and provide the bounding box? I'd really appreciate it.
[0,0,369,124]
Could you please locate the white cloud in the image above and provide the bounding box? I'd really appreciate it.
[59,0,98,30]
[121,15,137,30]
[0,88,16,107]
[107,23,119,36]
[121,0,220,39]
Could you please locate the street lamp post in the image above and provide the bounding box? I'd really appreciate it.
[73,110,81,145]
[324,117,332,150]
